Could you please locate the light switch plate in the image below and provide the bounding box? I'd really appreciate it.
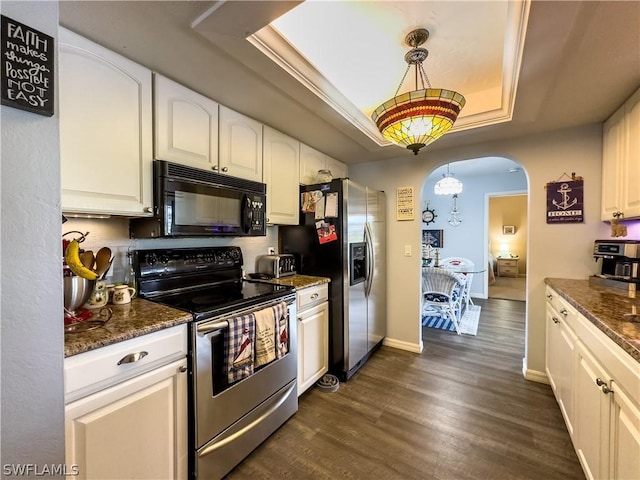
[404,245,412,257]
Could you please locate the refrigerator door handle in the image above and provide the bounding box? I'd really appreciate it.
[364,222,374,298]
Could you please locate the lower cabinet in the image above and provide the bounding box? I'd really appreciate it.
[546,286,640,480]
[296,283,329,396]
[65,359,187,480]
[64,325,188,480]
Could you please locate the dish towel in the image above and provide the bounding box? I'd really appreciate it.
[225,313,255,384]
[272,302,289,359]
[254,306,277,368]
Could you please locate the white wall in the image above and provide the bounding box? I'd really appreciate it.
[422,167,527,298]
[1,0,66,471]
[350,124,611,378]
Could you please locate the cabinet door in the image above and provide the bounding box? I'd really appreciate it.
[576,344,611,480]
[65,359,187,480]
[546,308,562,396]
[325,155,348,180]
[297,301,329,396]
[621,88,640,218]
[59,28,153,216]
[263,126,300,225]
[602,106,625,220]
[219,106,263,182]
[299,143,326,185]
[610,381,640,480]
[154,74,219,170]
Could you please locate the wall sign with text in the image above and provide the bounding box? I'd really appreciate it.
[1,15,54,116]
[546,179,584,223]
[396,186,415,221]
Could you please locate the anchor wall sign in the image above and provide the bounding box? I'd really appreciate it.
[546,178,584,224]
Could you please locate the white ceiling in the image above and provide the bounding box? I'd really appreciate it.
[59,1,640,166]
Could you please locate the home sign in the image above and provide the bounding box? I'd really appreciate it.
[1,15,54,117]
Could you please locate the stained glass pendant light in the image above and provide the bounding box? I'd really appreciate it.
[434,163,463,195]
[371,28,466,155]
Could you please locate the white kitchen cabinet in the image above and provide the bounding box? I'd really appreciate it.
[299,143,348,184]
[263,126,300,225]
[296,283,329,396]
[59,27,153,217]
[601,87,640,221]
[65,325,188,480]
[610,380,640,480]
[575,342,612,480]
[545,288,577,437]
[219,105,263,182]
[154,73,219,170]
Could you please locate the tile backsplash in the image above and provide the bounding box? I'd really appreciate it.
[62,217,279,285]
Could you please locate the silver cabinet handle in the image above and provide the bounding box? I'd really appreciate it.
[596,377,606,387]
[601,384,613,395]
[222,166,228,172]
[560,308,568,317]
[310,293,319,299]
[212,165,219,171]
[143,206,153,213]
[179,365,187,373]
[546,294,553,300]
[552,317,560,324]
[117,351,148,365]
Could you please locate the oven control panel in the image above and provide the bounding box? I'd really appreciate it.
[135,246,243,279]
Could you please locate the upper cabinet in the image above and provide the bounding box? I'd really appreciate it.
[59,28,153,217]
[219,106,263,182]
[263,127,300,225]
[299,144,348,185]
[154,73,219,170]
[601,88,640,221]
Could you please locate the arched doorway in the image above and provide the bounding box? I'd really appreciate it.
[419,157,528,349]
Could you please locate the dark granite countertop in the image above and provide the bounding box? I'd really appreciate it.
[255,274,330,289]
[545,278,640,363]
[64,298,192,357]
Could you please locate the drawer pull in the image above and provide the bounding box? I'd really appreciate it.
[595,377,606,387]
[559,308,568,317]
[179,365,187,373]
[117,351,149,365]
[546,294,553,300]
[310,293,319,299]
[601,384,613,395]
[552,317,560,324]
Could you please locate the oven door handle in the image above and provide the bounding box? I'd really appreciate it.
[198,381,296,457]
[197,320,229,334]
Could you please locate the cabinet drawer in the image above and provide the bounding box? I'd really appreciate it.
[500,260,518,267]
[297,284,329,311]
[65,324,187,403]
[500,266,517,274]
[545,287,577,331]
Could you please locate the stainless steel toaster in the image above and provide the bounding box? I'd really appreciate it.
[255,254,296,278]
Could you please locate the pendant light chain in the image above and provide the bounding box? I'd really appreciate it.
[393,63,412,97]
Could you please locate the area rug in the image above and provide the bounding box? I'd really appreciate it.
[422,305,481,336]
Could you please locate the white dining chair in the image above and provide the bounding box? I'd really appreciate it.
[440,257,475,312]
[421,267,466,335]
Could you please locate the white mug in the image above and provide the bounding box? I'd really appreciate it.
[112,285,136,305]
[85,280,108,309]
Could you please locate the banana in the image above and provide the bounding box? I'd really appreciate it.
[65,239,98,280]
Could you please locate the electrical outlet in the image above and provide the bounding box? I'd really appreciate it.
[267,247,276,255]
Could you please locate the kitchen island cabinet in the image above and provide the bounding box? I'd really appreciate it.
[153,73,219,171]
[544,279,640,480]
[263,126,300,225]
[59,27,153,217]
[65,324,188,480]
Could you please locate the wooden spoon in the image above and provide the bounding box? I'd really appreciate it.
[94,247,112,279]
[79,251,95,270]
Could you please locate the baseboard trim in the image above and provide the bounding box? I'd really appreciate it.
[383,337,423,354]
[523,362,550,384]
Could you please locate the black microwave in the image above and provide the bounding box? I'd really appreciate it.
[130,161,266,238]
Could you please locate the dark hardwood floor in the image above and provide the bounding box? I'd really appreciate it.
[226,298,585,480]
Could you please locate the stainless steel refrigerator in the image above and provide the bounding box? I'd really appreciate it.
[280,179,386,380]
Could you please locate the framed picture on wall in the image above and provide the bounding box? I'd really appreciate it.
[503,225,516,235]
[422,229,443,248]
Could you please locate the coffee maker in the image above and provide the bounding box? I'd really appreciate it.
[593,240,640,291]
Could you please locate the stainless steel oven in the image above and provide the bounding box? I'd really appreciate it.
[134,246,297,479]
